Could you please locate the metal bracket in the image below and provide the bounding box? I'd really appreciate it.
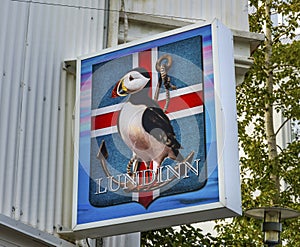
[63,60,76,76]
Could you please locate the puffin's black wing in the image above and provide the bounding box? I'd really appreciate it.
[142,107,181,150]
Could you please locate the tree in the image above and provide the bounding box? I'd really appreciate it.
[141,225,218,247]
[215,0,300,246]
[142,0,300,246]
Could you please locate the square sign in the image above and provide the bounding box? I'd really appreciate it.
[71,20,241,238]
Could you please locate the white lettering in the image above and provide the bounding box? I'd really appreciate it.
[94,159,202,194]
[108,175,121,192]
[123,173,138,189]
[95,178,107,194]
[183,159,200,178]
[166,165,180,181]
[142,169,156,186]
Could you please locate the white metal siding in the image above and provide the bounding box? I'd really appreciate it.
[0,0,251,244]
[0,0,106,234]
[125,0,249,31]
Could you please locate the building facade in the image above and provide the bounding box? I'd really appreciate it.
[0,1,262,246]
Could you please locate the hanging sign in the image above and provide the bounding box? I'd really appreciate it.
[70,19,241,238]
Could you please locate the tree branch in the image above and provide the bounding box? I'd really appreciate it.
[273,24,297,43]
[276,144,283,153]
[275,116,292,137]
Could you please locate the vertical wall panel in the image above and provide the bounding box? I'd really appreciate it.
[126,0,249,31]
[0,0,29,218]
[0,0,106,235]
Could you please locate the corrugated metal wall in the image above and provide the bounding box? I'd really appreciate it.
[125,0,249,31]
[0,0,250,242]
[0,0,106,234]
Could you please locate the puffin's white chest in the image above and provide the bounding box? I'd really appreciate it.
[118,102,148,148]
[118,102,167,162]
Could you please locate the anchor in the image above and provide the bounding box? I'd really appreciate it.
[97,140,195,193]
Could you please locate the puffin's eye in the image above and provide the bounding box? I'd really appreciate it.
[129,75,134,81]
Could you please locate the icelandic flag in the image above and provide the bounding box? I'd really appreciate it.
[89,36,207,208]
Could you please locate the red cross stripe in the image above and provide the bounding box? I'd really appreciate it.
[91,49,203,207]
[91,91,203,131]
[136,161,155,208]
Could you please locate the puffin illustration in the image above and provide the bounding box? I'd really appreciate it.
[112,67,184,172]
